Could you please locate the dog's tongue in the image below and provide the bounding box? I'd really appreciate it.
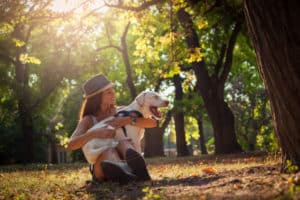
[150,106,161,119]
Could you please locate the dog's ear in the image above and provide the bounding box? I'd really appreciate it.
[136,91,147,107]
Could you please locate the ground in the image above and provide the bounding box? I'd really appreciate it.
[1,152,300,199]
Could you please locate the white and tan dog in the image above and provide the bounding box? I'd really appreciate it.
[82,91,169,164]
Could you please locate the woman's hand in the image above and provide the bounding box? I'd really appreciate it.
[106,117,130,129]
[93,127,116,138]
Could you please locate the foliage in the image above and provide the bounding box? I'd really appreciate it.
[285,160,299,174]
[227,33,276,151]
[0,0,275,163]
[142,186,161,200]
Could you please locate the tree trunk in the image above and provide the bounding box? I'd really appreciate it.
[177,8,242,154]
[121,23,136,99]
[204,88,241,154]
[49,136,58,163]
[13,24,35,163]
[144,127,165,157]
[244,0,300,171]
[144,109,173,157]
[196,115,208,154]
[193,56,241,154]
[15,60,35,163]
[248,95,257,151]
[173,75,189,156]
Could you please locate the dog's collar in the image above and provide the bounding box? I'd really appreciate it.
[114,110,144,137]
[115,110,144,118]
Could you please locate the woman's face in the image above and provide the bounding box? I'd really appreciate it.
[101,87,116,106]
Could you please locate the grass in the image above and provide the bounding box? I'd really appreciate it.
[0,152,294,200]
[0,163,91,199]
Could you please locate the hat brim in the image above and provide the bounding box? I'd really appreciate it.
[84,82,115,99]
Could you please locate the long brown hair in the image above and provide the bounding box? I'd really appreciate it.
[79,93,103,120]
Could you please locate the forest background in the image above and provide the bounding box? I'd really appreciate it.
[0,0,279,165]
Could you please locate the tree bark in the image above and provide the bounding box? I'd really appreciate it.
[177,8,242,154]
[144,109,173,157]
[173,75,189,156]
[196,115,208,154]
[121,23,137,99]
[14,25,35,163]
[203,87,241,153]
[144,127,165,157]
[49,136,58,163]
[244,0,300,171]
[17,98,35,163]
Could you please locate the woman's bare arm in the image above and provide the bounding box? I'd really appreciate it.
[107,116,158,129]
[134,117,158,128]
[67,116,116,150]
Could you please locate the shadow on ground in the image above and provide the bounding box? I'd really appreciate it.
[86,175,222,199]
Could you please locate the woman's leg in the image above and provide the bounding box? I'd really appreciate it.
[117,140,151,181]
[93,147,121,180]
[116,139,134,159]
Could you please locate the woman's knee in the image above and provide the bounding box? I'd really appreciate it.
[118,139,134,149]
[101,147,120,160]
[105,147,117,153]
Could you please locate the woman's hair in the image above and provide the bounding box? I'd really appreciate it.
[79,93,103,120]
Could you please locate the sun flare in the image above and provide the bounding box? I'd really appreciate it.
[51,0,81,12]
[51,0,107,14]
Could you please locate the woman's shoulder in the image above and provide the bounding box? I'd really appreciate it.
[80,115,95,128]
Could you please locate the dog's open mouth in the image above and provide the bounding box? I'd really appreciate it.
[150,106,162,119]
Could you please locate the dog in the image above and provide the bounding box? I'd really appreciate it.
[82,91,169,164]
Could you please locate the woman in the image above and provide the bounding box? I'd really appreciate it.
[67,74,157,183]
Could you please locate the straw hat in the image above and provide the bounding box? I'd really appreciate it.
[82,74,114,98]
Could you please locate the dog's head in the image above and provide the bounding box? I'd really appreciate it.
[135,91,169,119]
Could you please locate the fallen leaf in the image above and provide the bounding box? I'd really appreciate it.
[288,177,294,184]
[234,184,243,189]
[202,167,217,174]
[190,173,200,177]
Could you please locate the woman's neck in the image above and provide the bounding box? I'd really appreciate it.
[96,104,116,121]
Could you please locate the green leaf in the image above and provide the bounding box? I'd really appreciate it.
[12,38,26,47]
[19,54,41,65]
[185,48,203,63]
[55,122,64,131]
[163,62,181,78]
[0,23,14,35]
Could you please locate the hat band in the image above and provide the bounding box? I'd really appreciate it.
[84,83,114,99]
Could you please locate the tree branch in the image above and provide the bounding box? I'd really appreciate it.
[105,0,164,11]
[121,22,137,99]
[180,64,193,72]
[96,45,123,52]
[24,25,33,44]
[203,0,223,15]
[218,20,242,87]
[161,108,174,130]
[214,43,226,76]
[122,22,130,40]
[154,77,163,92]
